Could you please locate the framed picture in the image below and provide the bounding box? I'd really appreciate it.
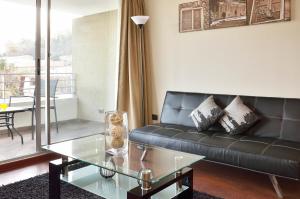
[179,0,291,33]
[179,0,209,32]
[209,0,247,29]
[248,0,291,25]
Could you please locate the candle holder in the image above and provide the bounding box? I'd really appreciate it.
[137,168,153,191]
[175,156,184,191]
[99,156,116,178]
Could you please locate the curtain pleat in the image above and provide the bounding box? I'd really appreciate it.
[117,0,152,130]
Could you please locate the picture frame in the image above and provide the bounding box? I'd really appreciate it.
[179,0,291,33]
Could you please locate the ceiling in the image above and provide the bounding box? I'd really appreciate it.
[1,0,120,16]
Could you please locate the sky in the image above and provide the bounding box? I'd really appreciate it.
[0,1,79,54]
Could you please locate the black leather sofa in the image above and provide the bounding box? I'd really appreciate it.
[129,91,300,198]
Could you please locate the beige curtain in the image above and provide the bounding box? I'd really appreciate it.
[117,0,152,130]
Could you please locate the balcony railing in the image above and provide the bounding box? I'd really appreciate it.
[0,73,76,99]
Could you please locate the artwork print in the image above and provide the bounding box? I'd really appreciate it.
[179,0,291,32]
[210,0,247,29]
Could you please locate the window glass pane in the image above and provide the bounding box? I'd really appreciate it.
[47,0,120,143]
[0,0,36,162]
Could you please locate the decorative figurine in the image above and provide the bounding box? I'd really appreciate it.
[105,111,128,155]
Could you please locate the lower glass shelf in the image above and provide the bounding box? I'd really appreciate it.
[61,165,188,199]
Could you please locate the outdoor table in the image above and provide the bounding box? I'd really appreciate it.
[0,106,32,144]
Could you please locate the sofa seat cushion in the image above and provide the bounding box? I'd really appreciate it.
[129,124,300,179]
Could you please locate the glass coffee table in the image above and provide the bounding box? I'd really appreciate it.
[43,134,204,199]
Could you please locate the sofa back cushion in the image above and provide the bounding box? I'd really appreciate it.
[160,91,300,142]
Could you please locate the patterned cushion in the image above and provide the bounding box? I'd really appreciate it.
[190,95,224,131]
[219,96,258,135]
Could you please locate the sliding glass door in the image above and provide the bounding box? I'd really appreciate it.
[0,0,120,163]
[45,0,120,144]
[0,0,41,162]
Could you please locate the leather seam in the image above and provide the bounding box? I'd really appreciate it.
[170,132,185,138]
[136,127,184,138]
[139,132,207,144]
[239,139,269,145]
[260,116,300,122]
[146,125,161,128]
[147,127,163,134]
[211,133,221,137]
[260,140,278,155]
[133,130,177,139]
[196,132,208,135]
[272,145,300,151]
[197,135,209,142]
[226,135,247,149]
[163,127,185,133]
[215,136,239,141]
[279,99,287,139]
[226,140,241,150]
[254,97,258,108]
[281,117,300,122]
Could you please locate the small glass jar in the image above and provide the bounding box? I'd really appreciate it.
[105,111,128,156]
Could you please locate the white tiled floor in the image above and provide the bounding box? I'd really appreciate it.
[0,119,105,162]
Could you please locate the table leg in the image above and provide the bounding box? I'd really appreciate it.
[7,126,14,140]
[176,170,183,192]
[62,156,69,177]
[4,114,14,139]
[177,169,193,199]
[49,158,80,199]
[49,160,62,199]
[11,113,24,144]
[127,167,193,199]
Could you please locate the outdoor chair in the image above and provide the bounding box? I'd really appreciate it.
[9,79,59,140]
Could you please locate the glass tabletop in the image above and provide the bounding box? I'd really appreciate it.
[43,134,204,183]
[0,106,31,113]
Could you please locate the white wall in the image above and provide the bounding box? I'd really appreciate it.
[73,10,118,122]
[145,0,300,116]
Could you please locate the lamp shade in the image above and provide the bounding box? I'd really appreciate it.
[131,16,150,25]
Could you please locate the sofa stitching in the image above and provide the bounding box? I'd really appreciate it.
[215,135,239,141]
[226,135,247,149]
[254,97,258,107]
[258,115,300,122]
[239,139,269,145]
[272,145,300,151]
[163,127,185,133]
[133,130,171,139]
[281,117,300,122]
[211,133,221,137]
[226,140,241,149]
[132,131,300,163]
[260,140,278,155]
[138,127,184,139]
[134,130,209,145]
[197,135,209,142]
[148,127,163,134]
[187,131,209,136]
[279,99,287,139]
[170,132,185,138]
[146,124,161,128]
[138,129,300,152]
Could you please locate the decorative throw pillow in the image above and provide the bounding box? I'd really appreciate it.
[219,96,259,135]
[190,95,224,131]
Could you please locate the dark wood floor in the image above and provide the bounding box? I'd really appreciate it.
[0,119,104,161]
[192,162,300,199]
[0,159,299,199]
